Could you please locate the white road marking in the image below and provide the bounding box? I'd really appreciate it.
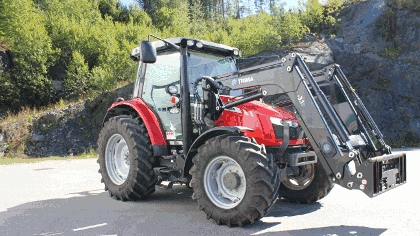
[35,232,63,236]
[72,223,108,231]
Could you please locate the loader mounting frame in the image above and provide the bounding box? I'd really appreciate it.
[198,53,408,197]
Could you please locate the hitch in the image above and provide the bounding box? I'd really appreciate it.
[156,180,174,190]
[340,152,407,197]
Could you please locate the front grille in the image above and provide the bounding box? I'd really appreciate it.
[272,124,302,140]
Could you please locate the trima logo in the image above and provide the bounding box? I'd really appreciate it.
[238,76,254,84]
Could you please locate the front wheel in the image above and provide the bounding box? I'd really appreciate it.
[279,161,333,204]
[190,135,280,227]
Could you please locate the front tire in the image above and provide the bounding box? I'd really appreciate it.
[190,135,280,227]
[279,161,333,204]
[98,115,157,201]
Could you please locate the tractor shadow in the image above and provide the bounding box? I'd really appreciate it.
[252,225,387,236]
[240,200,387,235]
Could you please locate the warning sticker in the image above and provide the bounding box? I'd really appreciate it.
[166,132,176,140]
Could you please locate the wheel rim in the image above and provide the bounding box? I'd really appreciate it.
[204,156,246,209]
[105,134,130,185]
[282,164,315,190]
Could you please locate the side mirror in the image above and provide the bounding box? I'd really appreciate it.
[140,41,157,63]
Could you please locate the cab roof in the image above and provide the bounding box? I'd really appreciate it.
[131,37,238,60]
[155,37,237,55]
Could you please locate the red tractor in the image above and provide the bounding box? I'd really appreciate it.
[97,35,406,227]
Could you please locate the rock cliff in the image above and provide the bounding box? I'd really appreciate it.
[264,0,420,146]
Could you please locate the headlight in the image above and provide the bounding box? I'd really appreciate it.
[196,42,203,48]
[270,117,298,128]
[187,40,195,47]
[166,85,178,95]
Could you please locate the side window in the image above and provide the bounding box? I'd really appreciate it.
[142,51,182,140]
[142,52,180,105]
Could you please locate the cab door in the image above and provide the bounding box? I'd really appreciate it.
[141,51,183,141]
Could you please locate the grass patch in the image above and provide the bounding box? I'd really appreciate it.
[378,78,391,85]
[0,79,132,127]
[368,86,393,92]
[0,153,98,166]
[378,45,402,59]
[0,86,105,126]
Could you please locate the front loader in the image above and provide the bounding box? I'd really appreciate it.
[97,36,406,227]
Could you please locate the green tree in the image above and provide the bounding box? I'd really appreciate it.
[227,12,281,56]
[0,0,57,111]
[154,1,192,37]
[272,6,308,45]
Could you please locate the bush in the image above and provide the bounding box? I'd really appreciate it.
[63,51,91,96]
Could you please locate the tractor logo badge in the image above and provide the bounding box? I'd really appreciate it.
[232,79,238,86]
[238,76,254,84]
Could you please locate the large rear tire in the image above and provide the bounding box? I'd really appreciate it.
[190,135,280,227]
[98,115,157,201]
[279,161,333,204]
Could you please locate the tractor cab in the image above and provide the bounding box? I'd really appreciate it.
[130,37,240,143]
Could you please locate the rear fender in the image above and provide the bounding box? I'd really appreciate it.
[184,126,253,177]
[103,98,167,146]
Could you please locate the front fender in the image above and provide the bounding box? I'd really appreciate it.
[184,126,253,176]
[103,98,167,146]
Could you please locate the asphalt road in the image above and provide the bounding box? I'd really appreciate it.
[0,148,419,236]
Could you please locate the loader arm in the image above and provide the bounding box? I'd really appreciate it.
[204,53,406,197]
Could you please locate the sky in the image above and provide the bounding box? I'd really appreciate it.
[118,0,302,10]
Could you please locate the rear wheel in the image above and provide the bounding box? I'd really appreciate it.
[98,115,157,201]
[279,161,333,204]
[190,135,280,227]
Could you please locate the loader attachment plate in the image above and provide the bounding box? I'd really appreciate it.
[357,152,406,197]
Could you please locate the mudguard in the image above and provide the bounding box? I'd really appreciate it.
[103,98,167,146]
[184,126,253,176]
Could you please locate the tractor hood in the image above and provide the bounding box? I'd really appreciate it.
[217,96,304,146]
[219,96,297,122]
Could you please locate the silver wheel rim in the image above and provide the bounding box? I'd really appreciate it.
[105,134,130,185]
[282,164,315,190]
[204,156,246,209]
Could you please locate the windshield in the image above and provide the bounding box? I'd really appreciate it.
[189,52,237,82]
